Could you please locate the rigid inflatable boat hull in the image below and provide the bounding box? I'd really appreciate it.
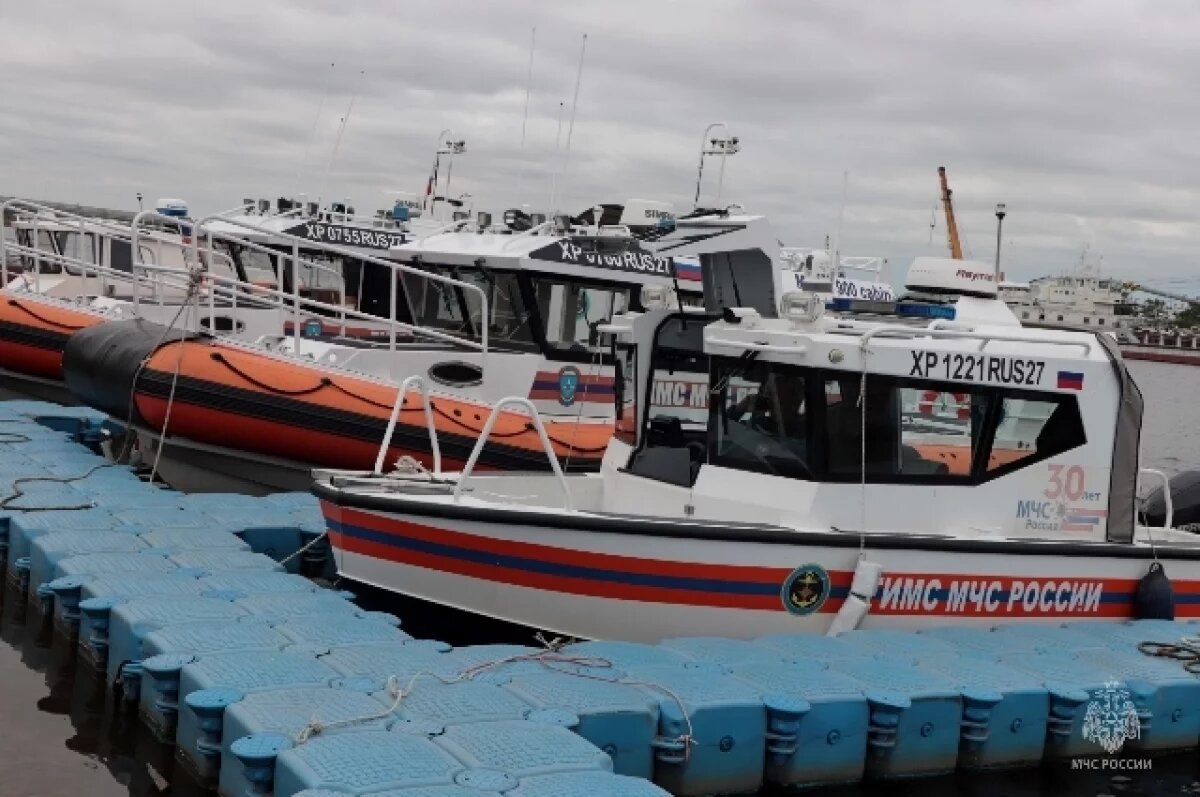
[0,295,104,401]
[63,320,611,491]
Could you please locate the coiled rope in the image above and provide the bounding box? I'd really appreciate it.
[1139,637,1200,674]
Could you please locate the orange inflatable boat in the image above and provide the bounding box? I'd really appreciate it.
[0,295,105,399]
[63,319,613,484]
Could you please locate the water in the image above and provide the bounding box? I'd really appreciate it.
[1128,360,1200,476]
[2,362,1199,795]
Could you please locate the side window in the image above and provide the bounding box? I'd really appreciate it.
[825,378,973,479]
[824,376,904,477]
[531,278,631,352]
[711,362,812,479]
[479,271,532,343]
[901,388,978,476]
[988,396,1085,472]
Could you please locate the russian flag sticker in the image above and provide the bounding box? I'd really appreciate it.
[1057,370,1084,390]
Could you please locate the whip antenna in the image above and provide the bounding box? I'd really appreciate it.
[553,33,588,212]
[516,27,536,201]
[317,69,366,209]
[297,61,335,195]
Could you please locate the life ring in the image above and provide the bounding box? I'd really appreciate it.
[918,390,970,420]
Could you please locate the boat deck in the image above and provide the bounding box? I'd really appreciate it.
[0,398,1196,796]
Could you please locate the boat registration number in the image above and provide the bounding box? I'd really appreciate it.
[909,352,1045,386]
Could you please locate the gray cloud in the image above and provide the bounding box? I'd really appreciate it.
[3,0,1200,289]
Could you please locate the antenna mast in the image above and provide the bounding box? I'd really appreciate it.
[298,61,335,194]
[553,33,588,213]
[317,69,366,208]
[832,170,848,272]
[937,166,963,259]
[516,27,536,202]
[548,101,565,212]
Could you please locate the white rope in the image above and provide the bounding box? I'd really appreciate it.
[114,266,204,465]
[294,636,696,755]
[857,366,867,554]
[560,347,603,473]
[149,286,198,483]
[277,530,329,567]
[391,454,429,475]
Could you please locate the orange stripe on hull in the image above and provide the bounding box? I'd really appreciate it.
[0,297,102,380]
[135,339,614,469]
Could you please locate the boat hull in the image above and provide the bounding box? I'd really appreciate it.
[0,294,103,391]
[318,492,1200,641]
[62,320,613,491]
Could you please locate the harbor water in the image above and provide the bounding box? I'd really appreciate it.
[0,361,1198,796]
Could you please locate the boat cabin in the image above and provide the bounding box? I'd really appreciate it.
[605,213,1148,544]
[389,201,699,351]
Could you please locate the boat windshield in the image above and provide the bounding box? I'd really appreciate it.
[401,265,633,354]
[402,265,535,347]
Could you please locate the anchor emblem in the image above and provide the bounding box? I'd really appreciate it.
[781,564,831,616]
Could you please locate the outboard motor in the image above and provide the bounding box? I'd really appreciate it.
[1141,469,1200,530]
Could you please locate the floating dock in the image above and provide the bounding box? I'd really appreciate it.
[0,399,1197,796]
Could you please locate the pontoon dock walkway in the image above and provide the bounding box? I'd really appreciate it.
[0,399,1195,796]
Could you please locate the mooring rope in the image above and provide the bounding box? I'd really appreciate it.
[294,638,696,758]
[1138,639,1200,674]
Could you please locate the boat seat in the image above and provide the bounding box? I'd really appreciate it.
[646,416,686,448]
[625,416,702,488]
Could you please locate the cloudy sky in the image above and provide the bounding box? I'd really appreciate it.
[3,0,1200,289]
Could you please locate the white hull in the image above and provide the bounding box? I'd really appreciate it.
[321,498,1200,641]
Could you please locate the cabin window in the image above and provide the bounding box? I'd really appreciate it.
[824,378,976,479]
[1039,314,1045,321]
[987,396,1086,475]
[1021,311,1030,319]
[530,278,632,353]
[711,361,813,479]
[1057,315,1064,322]
[1083,317,1090,324]
[402,266,534,346]
[1099,318,1105,325]
[704,359,1088,485]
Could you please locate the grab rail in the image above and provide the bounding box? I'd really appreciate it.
[706,337,808,355]
[452,396,572,510]
[856,324,1097,354]
[374,375,440,475]
[2,199,199,305]
[1139,467,1172,529]
[180,213,490,372]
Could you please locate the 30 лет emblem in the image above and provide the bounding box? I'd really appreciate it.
[781,564,830,615]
